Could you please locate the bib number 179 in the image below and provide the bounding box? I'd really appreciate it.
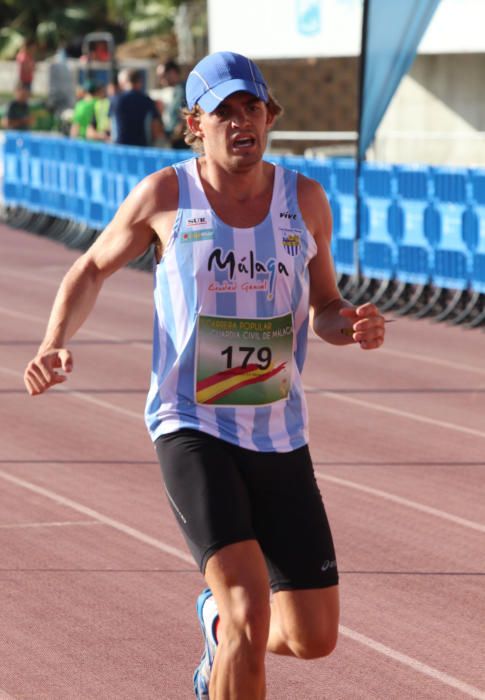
[221,345,272,370]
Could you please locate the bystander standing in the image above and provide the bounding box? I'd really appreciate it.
[109,69,164,147]
[86,84,111,141]
[2,83,33,130]
[16,39,36,92]
[70,80,105,139]
[155,59,186,149]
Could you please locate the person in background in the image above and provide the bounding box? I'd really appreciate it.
[92,40,110,62]
[80,40,110,64]
[109,68,164,147]
[47,46,76,116]
[107,77,121,100]
[155,59,186,149]
[85,78,122,142]
[70,80,104,139]
[86,83,111,141]
[16,39,36,92]
[2,83,33,130]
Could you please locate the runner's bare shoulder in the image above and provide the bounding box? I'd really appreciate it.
[125,165,180,218]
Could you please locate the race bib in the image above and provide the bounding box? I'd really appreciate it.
[196,313,293,406]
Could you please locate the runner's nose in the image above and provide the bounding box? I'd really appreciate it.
[231,108,250,128]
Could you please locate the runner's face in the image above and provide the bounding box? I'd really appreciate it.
[195,91,273,168]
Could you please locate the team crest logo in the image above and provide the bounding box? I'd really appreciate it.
[282,233,301,256]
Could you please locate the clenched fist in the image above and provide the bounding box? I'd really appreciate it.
[24,348,73,396]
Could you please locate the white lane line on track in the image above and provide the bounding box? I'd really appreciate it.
[59,389,143,420]
[0,468,194,565]
[0,268,151,307]
[0,466,482,699]
[0,304,125,341]
[0,520,101,530]
[308,331,485,375]
[315,471,485,534]
[0,304,151,348]
[307,333,485,378]
[379,346,485,378]
[305,387,485,440]
[0,365,144,420]
[340,625,485,700]
[2,365,484,533]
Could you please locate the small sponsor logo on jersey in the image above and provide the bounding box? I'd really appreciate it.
[282,233,301,256]
[186,216,209,227]
[280,210,297,220]
[181,229,214,243]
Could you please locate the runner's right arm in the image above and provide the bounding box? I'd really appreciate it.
[24,168,178,395]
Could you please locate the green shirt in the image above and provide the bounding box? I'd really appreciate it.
[72,97,97,138]
[93,97,110,135]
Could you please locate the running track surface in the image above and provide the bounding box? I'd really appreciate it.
[0,223,484,700]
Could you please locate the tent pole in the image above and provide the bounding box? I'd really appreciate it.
[353,0,370,297]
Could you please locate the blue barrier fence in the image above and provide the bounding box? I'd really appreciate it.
[3,133,192,229]
[3,131,485,309]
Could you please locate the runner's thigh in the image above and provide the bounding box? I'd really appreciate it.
[155,429,256,572]
[240,445,339,592]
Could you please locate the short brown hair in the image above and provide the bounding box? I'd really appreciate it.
[182,92,283,153]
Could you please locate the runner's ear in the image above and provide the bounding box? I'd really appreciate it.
[187,113,203,139]
[265,108,276,130]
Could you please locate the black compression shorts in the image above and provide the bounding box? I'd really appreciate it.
[155,429,338,592]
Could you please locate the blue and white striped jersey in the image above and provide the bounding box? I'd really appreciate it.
[145,157,317,452]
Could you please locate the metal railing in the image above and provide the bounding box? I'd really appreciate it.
[267,131,358,156]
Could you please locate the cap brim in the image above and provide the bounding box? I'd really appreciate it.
[196,78,268,112]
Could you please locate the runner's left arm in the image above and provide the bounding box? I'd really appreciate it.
[298,174,385,349]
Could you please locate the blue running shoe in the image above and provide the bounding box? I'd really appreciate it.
[193,588,218,699]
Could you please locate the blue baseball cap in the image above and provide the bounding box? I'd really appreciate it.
[186,51,269,112]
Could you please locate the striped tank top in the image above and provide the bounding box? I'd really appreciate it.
[145,157,317,452]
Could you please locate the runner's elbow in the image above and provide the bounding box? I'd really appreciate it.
[69,253,108,287]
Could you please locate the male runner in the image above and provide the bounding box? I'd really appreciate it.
[24,51,386,699]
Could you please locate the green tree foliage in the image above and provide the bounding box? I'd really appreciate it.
[0,0,191,58]
[127,2,175,40]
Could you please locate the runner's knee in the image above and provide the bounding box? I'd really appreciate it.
[221,590,271,658]
[284,624,338,659]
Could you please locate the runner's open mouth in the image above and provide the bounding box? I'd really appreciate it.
[232,136,256,148]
